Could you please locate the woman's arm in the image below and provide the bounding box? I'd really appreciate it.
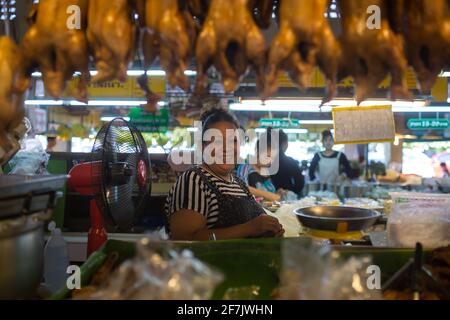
[339,153,352,178]
[169,209,284,241]
[248,186,281,201]
[309,153,320,181]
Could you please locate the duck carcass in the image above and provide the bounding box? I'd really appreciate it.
[21,0,89,102]
[195,0,266,95]
[264,0,340,103]
[403,0,450,94]
[87,0,136,83]
[337,0,411,103]
[0,37,30,164]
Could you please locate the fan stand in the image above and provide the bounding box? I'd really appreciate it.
[87,199,108,257]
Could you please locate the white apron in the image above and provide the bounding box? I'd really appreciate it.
[317,152,341,185]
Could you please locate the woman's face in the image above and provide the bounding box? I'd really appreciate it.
[203,121,240,175]
[323,136,334,150]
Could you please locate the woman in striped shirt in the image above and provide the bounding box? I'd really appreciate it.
[165,108,284,241]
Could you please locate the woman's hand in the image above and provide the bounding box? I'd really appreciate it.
[276,188,288,200]
[246,214,284,238]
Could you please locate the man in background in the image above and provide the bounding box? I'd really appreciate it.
[271,130,305,198]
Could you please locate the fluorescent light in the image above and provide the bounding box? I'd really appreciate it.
[31,70,197,78]
[25,99,63,105]
[330,99,427,108]
[393,106,450,113]
[100,116,130,122]
[300,120,334,125]
[231,99,430,112]
[85,100,147,106]
[230,100,329,112]
[255,128,308,134]
[25,99,148,106]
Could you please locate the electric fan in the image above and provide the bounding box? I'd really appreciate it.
[68,118,151,256]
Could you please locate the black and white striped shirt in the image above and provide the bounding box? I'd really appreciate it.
[165,166,249,228]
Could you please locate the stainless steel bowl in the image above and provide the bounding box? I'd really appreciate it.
[294,206,381,232]
[0,213,49,299]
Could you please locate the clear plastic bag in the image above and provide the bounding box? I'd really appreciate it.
[8,124,49,175]
[278,240,382,300]
[78,237,223,300]
[387,192,450,248]
[8,150,49,175]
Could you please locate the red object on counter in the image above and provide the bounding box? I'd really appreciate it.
[87,199,108,257]
[68,161,108,257]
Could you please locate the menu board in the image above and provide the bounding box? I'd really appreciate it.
[332,106,396,144]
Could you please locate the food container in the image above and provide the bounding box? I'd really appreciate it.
[0,212,49,298]
[0,174,68,298]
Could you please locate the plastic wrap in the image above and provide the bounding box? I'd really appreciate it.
[387,192,450,248]
[278,241,382,300]
[76,238,223,300]
[8,123,49,175]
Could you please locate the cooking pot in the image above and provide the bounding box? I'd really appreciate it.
[0,174,67,299]
[0,211,50,299]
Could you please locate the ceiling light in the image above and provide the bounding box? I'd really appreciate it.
[255,128,308,134]
[31,70,197,78]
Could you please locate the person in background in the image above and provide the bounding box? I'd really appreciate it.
[441,162,450,178]
[236,128,287,202]
[165,108,284,241]
[46,136,57,152]
[270,129,305,198]
[309,130,352,184]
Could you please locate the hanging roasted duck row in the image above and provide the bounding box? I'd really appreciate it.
[1,0,449,120]
[0,36,30,162]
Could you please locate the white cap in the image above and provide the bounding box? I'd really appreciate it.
[48,221,61,236]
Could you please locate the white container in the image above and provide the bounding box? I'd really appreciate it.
[44,221,69,293]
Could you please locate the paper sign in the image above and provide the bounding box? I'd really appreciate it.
[332,106,396,144]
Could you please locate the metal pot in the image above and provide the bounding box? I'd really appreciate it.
[0,211,50,299]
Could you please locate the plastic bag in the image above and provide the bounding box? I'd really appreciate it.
[79,237,223,300]
[387,192,450,248]
[278,240,382,300]
[8,150,49,175]
[8,121,49,175]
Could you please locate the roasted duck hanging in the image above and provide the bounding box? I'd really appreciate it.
[0,37,30,163]
[21,0,89,102]
[264,0,341,103]
[337,0,411,103]
[140,0,197,91]
[195,0,266,95]
[87,0,136,83]
[403,0,450,95]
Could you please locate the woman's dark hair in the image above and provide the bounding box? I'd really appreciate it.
[200,107,240,138]
[279,129,288,146]
[256,127,274,152]
[322,130,333,141]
